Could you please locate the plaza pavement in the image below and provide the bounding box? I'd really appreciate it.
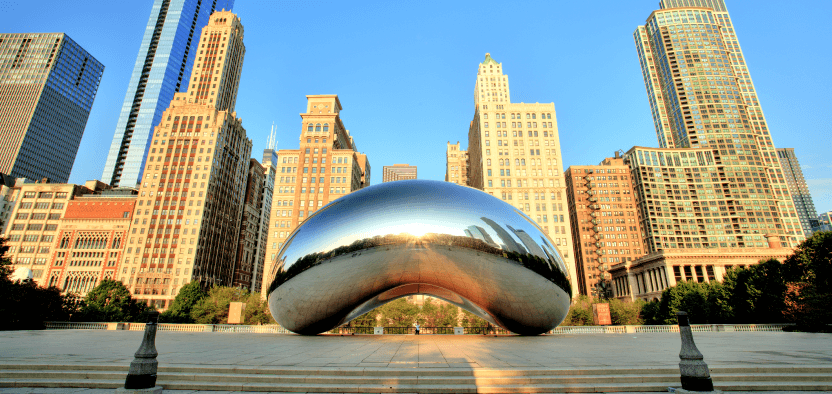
[0,330,830,393]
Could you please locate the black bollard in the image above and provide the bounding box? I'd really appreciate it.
[676,311,716,392]
[121,311,162,392]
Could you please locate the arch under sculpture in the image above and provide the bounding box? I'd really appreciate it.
[266,180,572,335]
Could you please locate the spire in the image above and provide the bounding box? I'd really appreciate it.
[268,122,277,150]
[482,52,498,65]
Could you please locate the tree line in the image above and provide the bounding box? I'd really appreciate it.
[563,231,831,331]
[0,237,273,329]
[2,231,829,331]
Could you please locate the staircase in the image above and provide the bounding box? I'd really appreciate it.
[1,363,830,392]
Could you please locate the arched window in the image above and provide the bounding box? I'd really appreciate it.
[307,124,313,132]
[515,159,519,166]
[486,159,491,166]
[315,123,321,131]
[323,123,329,132]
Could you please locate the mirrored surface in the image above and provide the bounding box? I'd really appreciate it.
[267,180,572,335]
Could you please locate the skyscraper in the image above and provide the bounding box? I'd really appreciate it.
[382,164,417,182]
[634,0,804,246]
[0,33,104,183]
[565,153,644,298]
[124,10,250,308]
[445,141,468,186]
[102,0,234,188]
[260,95,371,299]
[776,148,819,235]
[466,53,577,294]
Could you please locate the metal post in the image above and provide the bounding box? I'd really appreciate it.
[116,311,163,394]
[676,311,720,393]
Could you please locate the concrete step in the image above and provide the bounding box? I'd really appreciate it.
[0,364,830,392]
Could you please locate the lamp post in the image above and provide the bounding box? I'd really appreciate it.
[676,311,721,393]
[116,311,162,394]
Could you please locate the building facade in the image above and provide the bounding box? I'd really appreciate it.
[0,33,104,183]
[466,53,577,293]
[382,164,417,182]
[610,240,793,302]
[565,154,644,298]
[252,145,277,293]
[634,0,804,247]
[608,145,799,301]
[122,11,251,308]
[232,159,264,290]
[815,211,832,234]
[776,148,819,235]
[52,191,137,295]
[1,181,111,287]
[261,95,371,299]
[102,0,235,187]
[445,142,468,186]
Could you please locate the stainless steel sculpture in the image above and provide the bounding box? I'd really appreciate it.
[266,180,572,335]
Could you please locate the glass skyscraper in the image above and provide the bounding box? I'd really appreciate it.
[102,0,233,187]
[634,0,805,247]
[776,148,819,236]
[0,33,104,183]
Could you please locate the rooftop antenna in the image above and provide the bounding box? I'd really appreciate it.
[268,122,277,150]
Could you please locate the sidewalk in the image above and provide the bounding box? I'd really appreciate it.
[1,330,829,369]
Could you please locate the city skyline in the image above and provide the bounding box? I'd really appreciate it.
[4,0,829,213]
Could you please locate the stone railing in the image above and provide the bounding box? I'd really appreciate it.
[551,323,794,334]
[45,322,291,334]
[45,321,793,334]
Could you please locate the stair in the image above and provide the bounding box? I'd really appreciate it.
[0,363,830,392]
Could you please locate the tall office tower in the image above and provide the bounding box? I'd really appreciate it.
[261,95,371,299]
[0,33,104,183]
[0,174,16,234]
[565,153,644,298]
[776,148,819,235]
[232,159,264,290]
[609,146,793,301]
[466,53,577,294]
[102,0,235,188]
[251,140,277,293]
[445,141,468,185]
[815,212,832,233]
[634,1,804,247]
[124,11,250,308]
[382,164,417,182]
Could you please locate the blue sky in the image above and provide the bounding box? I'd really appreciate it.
[5,0,831,214]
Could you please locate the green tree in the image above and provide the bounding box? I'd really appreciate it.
[243,291,274,325]
[460,308,488,328]
[641,299,661,325]
[0,237,81,330]
[783,231,832,330]
[418,298,459,327]
[159,281,206,323]
[720,259,788,323]
[191,286,243,324]
[561,295,594,326]
[350,311,377,327]
[654,281,703,324]
[608,298,644,325]
[652,280,730,325]
[376,297,420,327]
[75,279,152,322]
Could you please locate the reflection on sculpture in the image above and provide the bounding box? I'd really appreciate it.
[266,180,572,335]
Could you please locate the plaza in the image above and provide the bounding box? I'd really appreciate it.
[0,329,830,392]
